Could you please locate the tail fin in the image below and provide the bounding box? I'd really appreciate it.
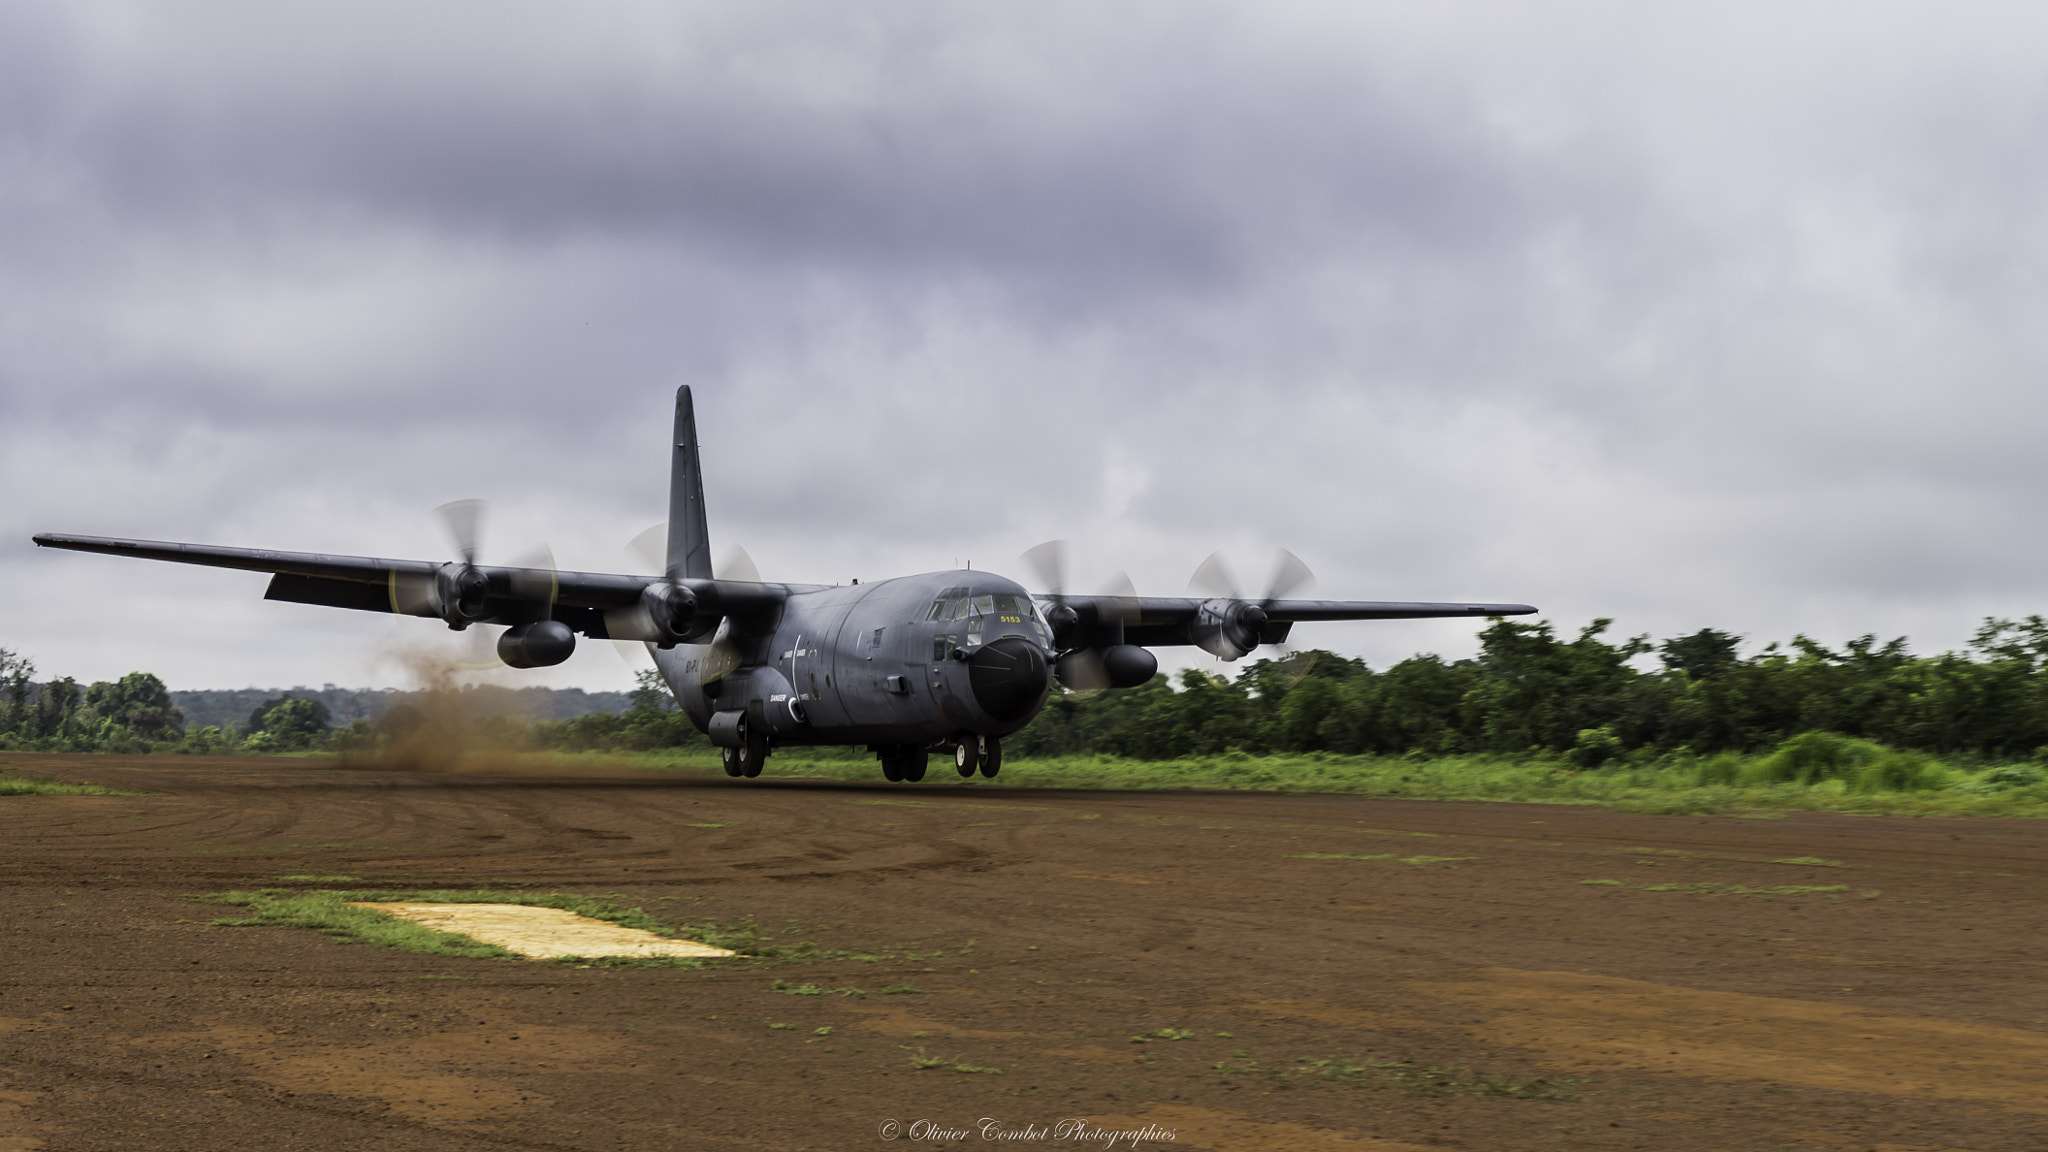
[667,387,713,580]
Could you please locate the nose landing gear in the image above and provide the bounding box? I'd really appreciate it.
[954,735,1001,779]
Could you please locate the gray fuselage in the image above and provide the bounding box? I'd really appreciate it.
[654,569,1053,749]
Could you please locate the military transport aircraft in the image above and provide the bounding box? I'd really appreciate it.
[34,387,1534,783]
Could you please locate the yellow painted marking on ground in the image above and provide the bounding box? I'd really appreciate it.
[350,903,735,959]
[1416,968,2048,1114]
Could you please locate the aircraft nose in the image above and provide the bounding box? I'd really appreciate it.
[966,636,1051,723]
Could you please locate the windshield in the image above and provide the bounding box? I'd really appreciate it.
[924,591,1041,623]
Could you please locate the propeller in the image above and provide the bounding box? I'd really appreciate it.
[1187,548,1316,663]
[390,499,494,629]
[1021,540,1147,694]
[607,523,744,684]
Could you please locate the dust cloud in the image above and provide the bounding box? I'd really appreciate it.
[337,644,659,778]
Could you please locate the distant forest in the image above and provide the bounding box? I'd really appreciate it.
[168,685,634,731]
[5,615,2048,762]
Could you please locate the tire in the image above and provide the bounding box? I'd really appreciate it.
[901,745,929,783]
[737,716,769,779]
[979,737,1002,779]
[880,750,904,782]
[954,739,979,777]
[721,746,743,778]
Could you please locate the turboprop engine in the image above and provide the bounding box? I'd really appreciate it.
[434,561,492,628]
[1190,598,1268,662]
[603,579,721,647]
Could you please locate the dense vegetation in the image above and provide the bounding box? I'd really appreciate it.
[9,617,2048,807]
[1013,616,2048,762]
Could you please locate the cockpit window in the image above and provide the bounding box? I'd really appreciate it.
[924,586,972,621]
[925,590,1043,624]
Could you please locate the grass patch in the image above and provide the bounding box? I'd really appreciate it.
[591,745,2048,818]
[1580,879,1625,886]
[1639,882,1851,896]
[905,1046,1002,1074]
[199,888,755,964]
[1770,856,1845,867]
[1286,852,1472,866]
[0,771,139,797]
[1210,1055,1579,1101]
[772,980,866,997]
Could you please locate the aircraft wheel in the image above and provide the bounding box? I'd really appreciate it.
[880,749,904,782]
[901,745,929,783]
[954,739,979,777]
[979,737,1002,779]
[736,717,769,779]
[720,746,744,778]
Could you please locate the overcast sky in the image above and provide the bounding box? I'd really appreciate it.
[6,1,2048,692]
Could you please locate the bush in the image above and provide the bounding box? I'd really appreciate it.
[1567,727,1623,770]
[1851,751,1948,793]
[1749,732,1888,786]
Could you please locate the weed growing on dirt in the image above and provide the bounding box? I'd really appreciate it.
[1211,1054,1580,1101]
[1130,1028,1196,1043]
[203,890,517,959]
[1287,852,1472,866]
[1638,882,1851,896]
[772,980,866,997]
[1770,856,1844,867]
[904,1046,1002,1074]
[0,769,138,797]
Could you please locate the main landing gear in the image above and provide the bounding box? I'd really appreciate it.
[876,737,1000,784]
[722,715,768,779]
[878,744,927,783]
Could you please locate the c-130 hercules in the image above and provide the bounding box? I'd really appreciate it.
[35,387,1534,783]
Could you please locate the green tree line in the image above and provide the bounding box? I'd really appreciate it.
[10,615,2048,763]
[1009,616,2048,763]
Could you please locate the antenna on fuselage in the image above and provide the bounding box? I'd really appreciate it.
[667,386,714,581]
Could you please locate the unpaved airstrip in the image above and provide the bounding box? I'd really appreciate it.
[2,754,2045,1150]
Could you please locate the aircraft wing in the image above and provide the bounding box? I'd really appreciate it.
[30,533,784,637]
[1040,593,1535,649]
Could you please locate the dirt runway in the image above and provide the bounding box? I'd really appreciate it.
[3,753,2046,1151]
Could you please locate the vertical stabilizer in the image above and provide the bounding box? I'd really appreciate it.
[667,387,713,580]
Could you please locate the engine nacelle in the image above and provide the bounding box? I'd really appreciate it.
[642,581,713,643]
[498,620,576,668]
[435,563,492,628]
[1043,601,1081,649]
[603,581,720,646]
[1191,599,1266,661]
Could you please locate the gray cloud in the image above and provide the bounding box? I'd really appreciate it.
[6,2,2048,690]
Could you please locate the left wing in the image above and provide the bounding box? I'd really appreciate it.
[31,533,787,639]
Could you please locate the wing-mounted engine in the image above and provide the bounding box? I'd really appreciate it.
[1183,549,1313,663]
[1023,540,1158,691]
[1190,597,1270,661]
[602,579,719,647]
